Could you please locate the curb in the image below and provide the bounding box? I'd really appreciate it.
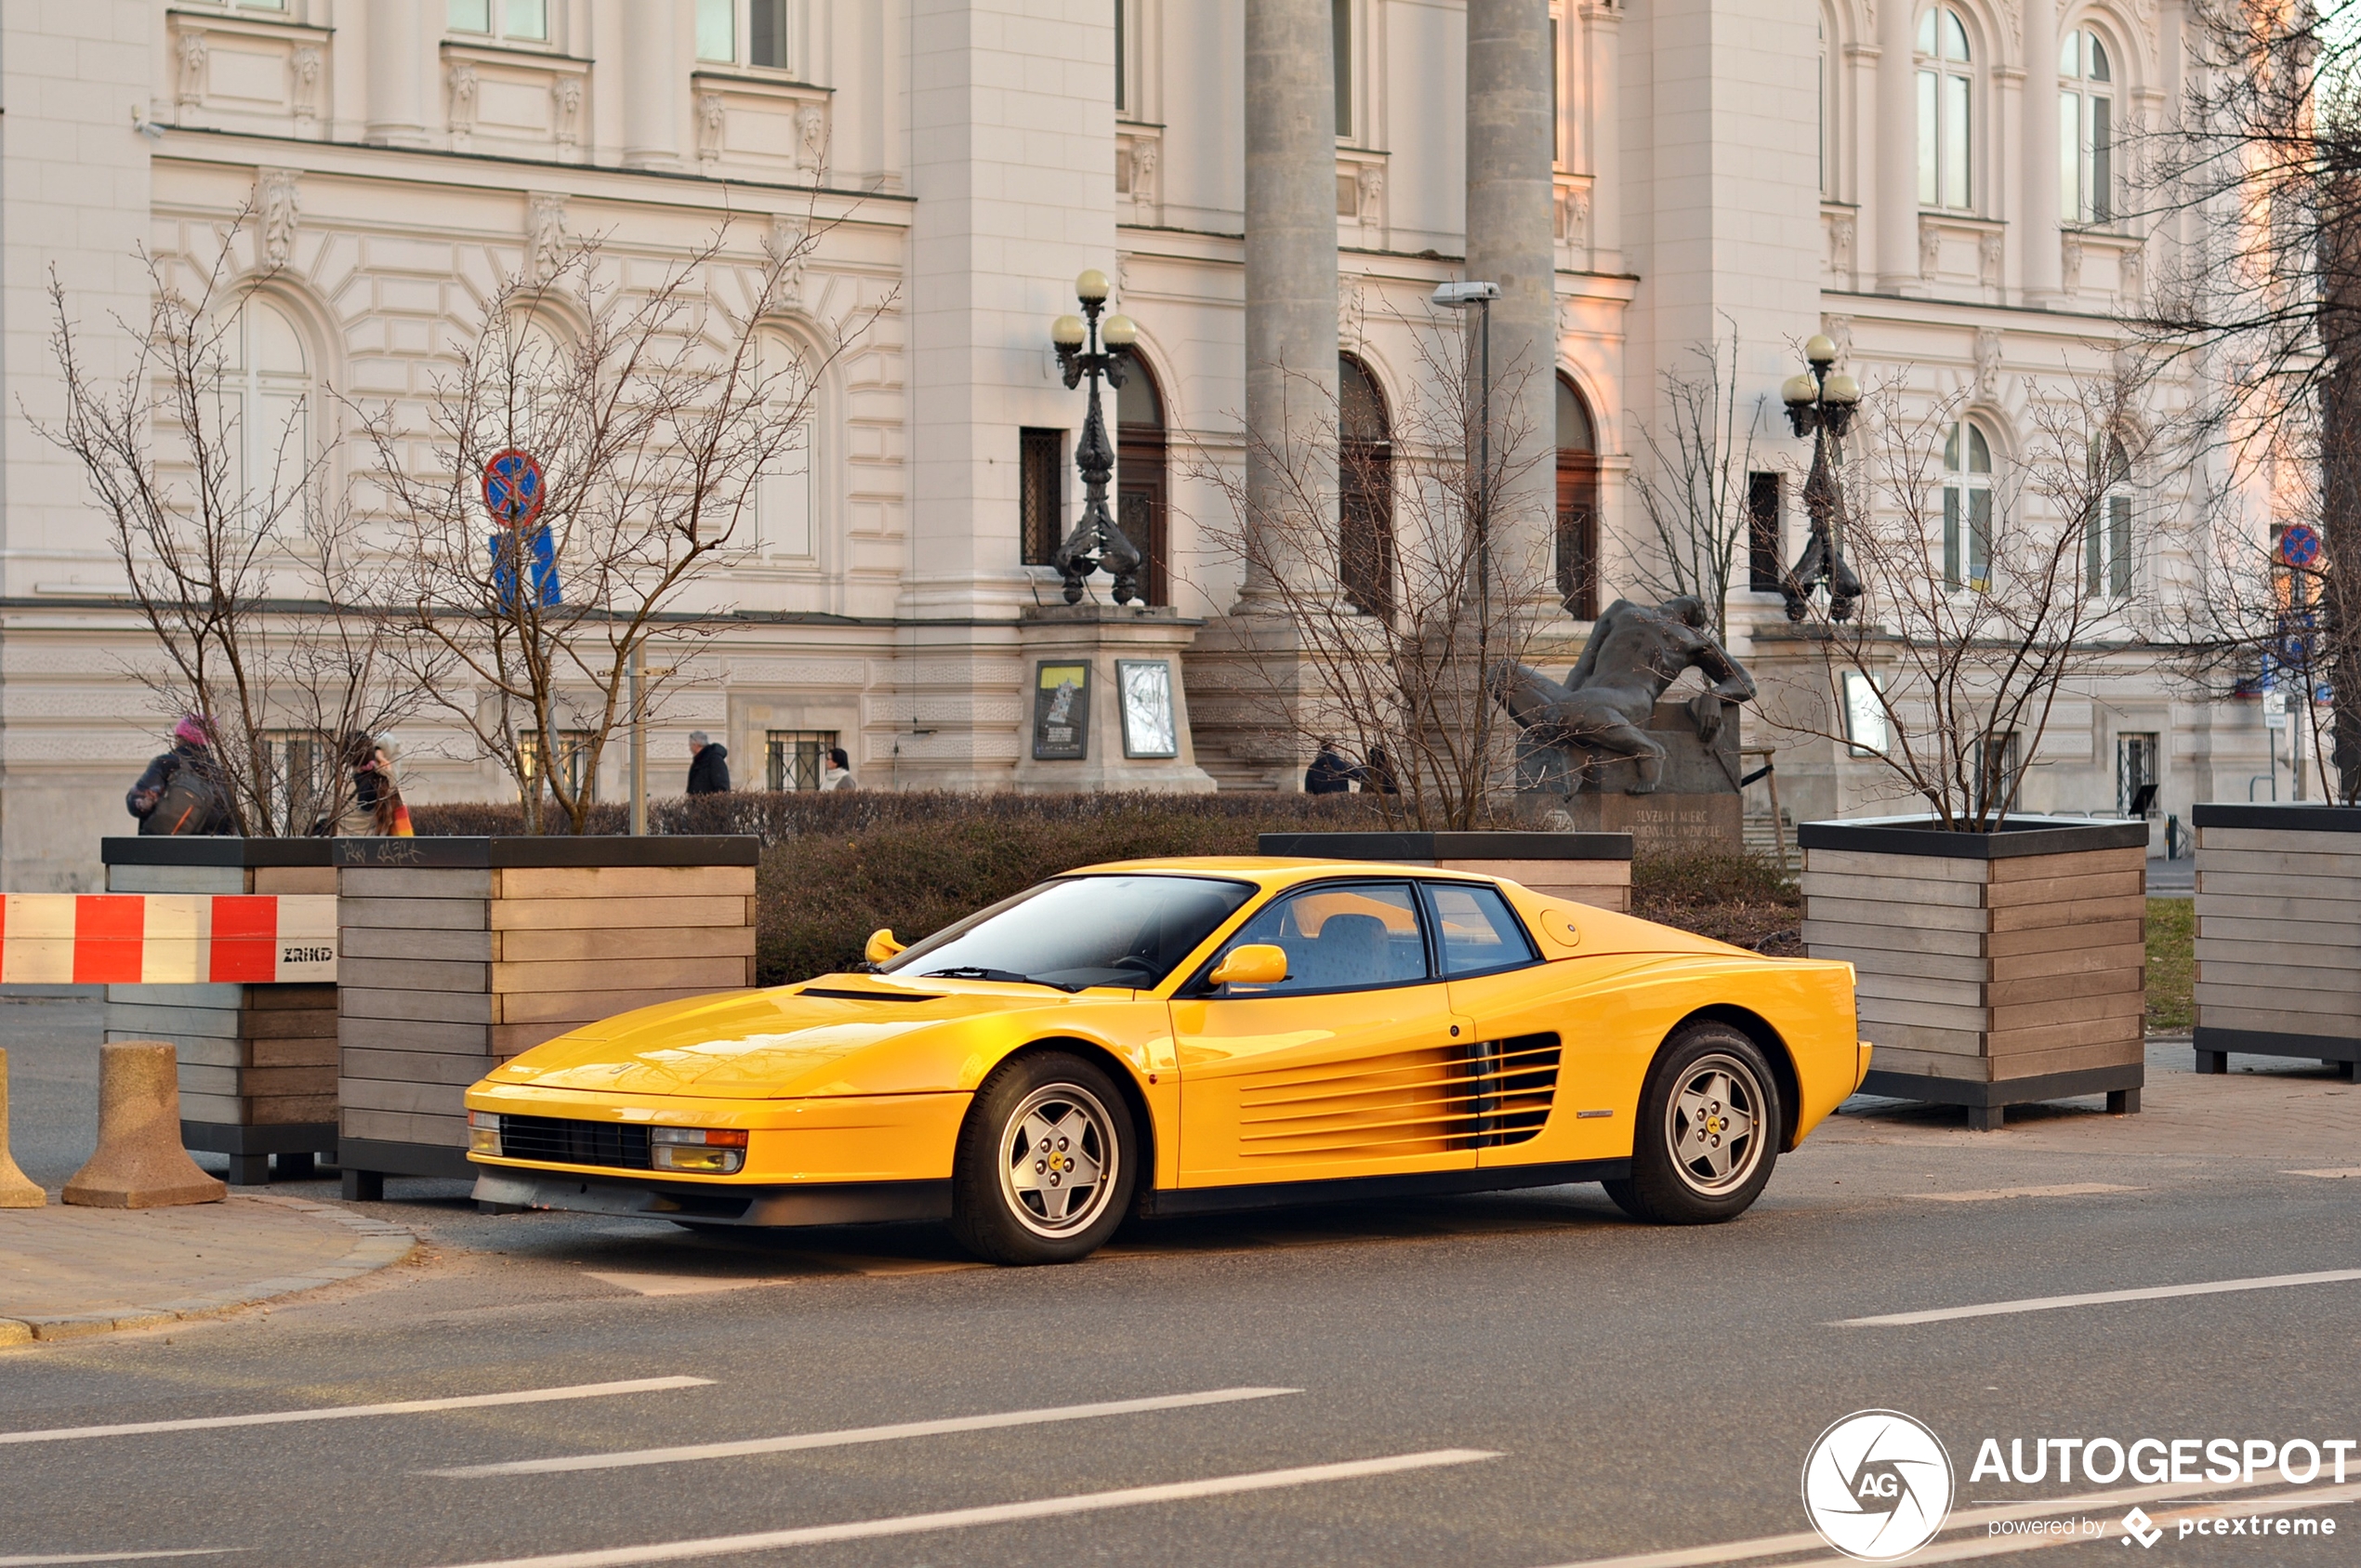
[0,1194,415,1347]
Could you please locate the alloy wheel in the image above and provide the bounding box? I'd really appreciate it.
[1663,1052,1765,1196]
[997,1083,1120,1238]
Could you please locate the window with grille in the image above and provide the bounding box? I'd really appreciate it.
[1974,731,2022,818]
[1020,428,1066,567]
[519,730,595,803]
[767,730,838,792]
[1747,472,1784,593]
[2117,732,2158,817]
[261,730,334,836]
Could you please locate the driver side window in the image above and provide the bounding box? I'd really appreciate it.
[1208,881,1430,995]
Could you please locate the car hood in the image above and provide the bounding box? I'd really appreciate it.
[482,976,1099,1100]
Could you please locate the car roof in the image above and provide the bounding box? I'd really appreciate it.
[1067,855,1497,887]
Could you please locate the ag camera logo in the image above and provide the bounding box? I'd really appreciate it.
[1802,1409,1956,1561]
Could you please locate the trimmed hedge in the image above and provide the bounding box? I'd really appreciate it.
[409,792,1800,984]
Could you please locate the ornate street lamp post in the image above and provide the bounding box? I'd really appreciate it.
[1048,270,1144,604]
[1778,334,1864,623]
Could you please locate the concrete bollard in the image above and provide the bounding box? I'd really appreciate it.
[0,1047,46,1206]
[62,1041,226,1208]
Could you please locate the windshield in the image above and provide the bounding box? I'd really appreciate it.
[880,875,1256,992]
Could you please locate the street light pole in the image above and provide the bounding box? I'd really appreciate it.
[1778,334,1865,623]
[1049,270,1145,604]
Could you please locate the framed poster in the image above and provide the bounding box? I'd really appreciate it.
[1116,660,1179,758]
[1031,662,1090,759]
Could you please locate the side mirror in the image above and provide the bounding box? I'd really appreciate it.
[864,929,905,965]
[1207,942,1288,988]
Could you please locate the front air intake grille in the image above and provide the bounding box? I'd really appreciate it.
[1235,1032,1563,1161]
[497,1114,653,1170]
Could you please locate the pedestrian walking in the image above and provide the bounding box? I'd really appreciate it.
[821,746,857,791]
[323,731,414,837]
[687,731,732,795]
[125,715,234,836]
[1304,736,1366,796]
[1363,745,1401,796]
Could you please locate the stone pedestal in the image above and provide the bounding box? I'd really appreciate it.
[336,836,759,1194]
[102,837,338,1184]
[1515,700,1744,854]
[1014,603,1216,793]
[1800,815,2148,1129]
[2191,803,2361,1078]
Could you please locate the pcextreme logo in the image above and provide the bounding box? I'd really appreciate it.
[1801,1410,1957,1561]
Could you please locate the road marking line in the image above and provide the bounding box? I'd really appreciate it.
[1833,1267,2361,1326]
[428,1386,1301,1478]
[432,1449,1499,1567]
[2287,1166,2361,1178]
[1530,1474,2307,1567]
[0,1377,712,1445]
[0,1552,242,1565]
[581,1272,792,1298]
[1905,1182,2141,1202]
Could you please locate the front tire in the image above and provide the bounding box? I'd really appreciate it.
[1604,1023,1781,1225]
[950,1052,1137,1265]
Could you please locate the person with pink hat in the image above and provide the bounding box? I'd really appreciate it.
[125,714,234,836]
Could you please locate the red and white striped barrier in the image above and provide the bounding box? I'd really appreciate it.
[0,895,336,986]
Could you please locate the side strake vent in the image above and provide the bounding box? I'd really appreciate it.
[796,986,945,1003]
[1236,1032,1563,1161]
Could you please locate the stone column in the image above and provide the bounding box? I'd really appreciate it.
[363,0,429,149]
[1873,0,1919,293]
[1466,0,1560,608]
[1583,2,1623,270]
[622,2,683,170]
[2021,0,2064,303]
[1237,0,1339,609]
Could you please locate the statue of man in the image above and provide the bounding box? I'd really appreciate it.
[1489,595,1757,796]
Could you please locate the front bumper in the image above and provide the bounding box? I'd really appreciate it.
[472,1169,953,1227]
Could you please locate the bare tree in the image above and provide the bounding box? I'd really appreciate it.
[1187,321,1551,828]
[2136,2,2361,799]
[1762,371,2158,830]
[355,229,883,834]
[1629,334,1764,640]
[37,230,428,836]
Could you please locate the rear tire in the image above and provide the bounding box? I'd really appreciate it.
[950,1052,1137,1265]
[1604,1023,1781,1225]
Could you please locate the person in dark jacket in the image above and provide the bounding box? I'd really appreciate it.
[686,731,731,794]
[1304,737,1367,796]
[1362,745,1401,796]
[126,714,235,835]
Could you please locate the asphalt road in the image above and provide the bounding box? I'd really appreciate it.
[4,1004,2357,1568]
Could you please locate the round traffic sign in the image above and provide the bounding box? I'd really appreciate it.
[481,448,545,530]
[2278,522,2322,568]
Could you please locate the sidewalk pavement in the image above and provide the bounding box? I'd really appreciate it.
[3,995,415,1347]
[0,1194,414,1345]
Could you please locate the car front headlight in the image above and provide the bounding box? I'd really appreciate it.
[468,1109,501,1156]
[650,1127,748,1174]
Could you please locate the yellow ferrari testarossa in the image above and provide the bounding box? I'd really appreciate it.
[465,858,1870,1264]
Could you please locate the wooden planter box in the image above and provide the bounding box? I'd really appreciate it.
[1800,815,2149,1129]
[102,837,338,1184]
[1256,830,1634,912]
[2192,803,2361,1079]
[335,836,759,1198]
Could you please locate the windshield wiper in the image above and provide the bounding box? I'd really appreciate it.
[922,967,1076,992]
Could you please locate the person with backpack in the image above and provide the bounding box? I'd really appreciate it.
[125,715,235,836]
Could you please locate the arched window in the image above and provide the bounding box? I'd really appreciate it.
[1916,7,1973,211]
[219,294,311,520]
[756,329,815,560]
[1338,353,1393,617]
[2086,435,2131,599]
[1942,419,1993,589]
[1116,356,1168,605]
[2059,27,2114,224]
[1555,376,1601,619]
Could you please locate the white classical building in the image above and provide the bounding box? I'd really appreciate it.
[0,0,2271,889]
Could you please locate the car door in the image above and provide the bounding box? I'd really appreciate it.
[1426,879,1622,1168]
[1171,879,1472,1189]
